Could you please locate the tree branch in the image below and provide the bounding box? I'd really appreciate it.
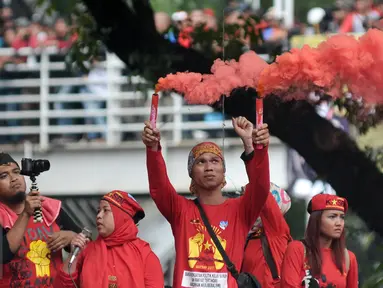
[80,0,383,236]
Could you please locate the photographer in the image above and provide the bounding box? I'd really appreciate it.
[0,153,81,287]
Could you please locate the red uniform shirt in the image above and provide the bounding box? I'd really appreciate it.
[242,192,291,287]
[0,218,62,287]
[146,146,270,288]
[281,241,358,288]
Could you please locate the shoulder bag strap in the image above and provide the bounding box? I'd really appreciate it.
[194,198,240,279]
[260,233,280,280]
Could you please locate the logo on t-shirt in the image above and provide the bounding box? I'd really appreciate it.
[219,221,228,230]
[188,220,227,271]
[26,240,51,277]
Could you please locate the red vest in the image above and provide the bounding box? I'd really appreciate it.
[0,218,63,287]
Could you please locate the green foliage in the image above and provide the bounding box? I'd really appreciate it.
[362,262,383,288]
[333,96,383,135]
[284,197,306,240]
[364,146,383,172]
[150,0,226,16]
[69,9,104,72]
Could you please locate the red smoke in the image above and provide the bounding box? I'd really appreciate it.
[156,29,383,106]
[258,29,383,104]
[155,51,268,104]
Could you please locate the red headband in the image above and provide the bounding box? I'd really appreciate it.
[102,190,145,223]
[308,194,348,214]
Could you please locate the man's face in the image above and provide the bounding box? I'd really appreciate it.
[191,153,225,193]
[55,19,68,37]
[190,10,206,27]
[0,162,26,205]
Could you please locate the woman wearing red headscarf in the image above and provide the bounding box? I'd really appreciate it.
[280,194,358,288]
[54,190,164,288]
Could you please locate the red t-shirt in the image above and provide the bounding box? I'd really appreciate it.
[280,241,358,288]
[146,146,270,288]
[242,193,291,287]
[0,218,62,287]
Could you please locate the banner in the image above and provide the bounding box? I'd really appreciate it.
[290,33,364,49]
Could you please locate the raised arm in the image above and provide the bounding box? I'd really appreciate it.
[142,121,187,223]
[233,118,270,229]
[5,191,42,254]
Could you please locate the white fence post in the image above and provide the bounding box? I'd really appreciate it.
[172,93,182,145]
[106,53,121,146]
[39,50,49,151]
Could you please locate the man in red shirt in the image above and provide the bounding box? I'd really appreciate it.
[142,116,270,288]
[0,153,81,287]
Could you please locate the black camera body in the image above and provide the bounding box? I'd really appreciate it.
[20,158,50,178]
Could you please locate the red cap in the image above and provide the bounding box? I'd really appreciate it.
[204,8,215,17]
[308,193,348,214]
[102,190,145,223]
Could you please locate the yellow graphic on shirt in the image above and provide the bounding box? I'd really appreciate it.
[26,240,51,277]
[188,222,226,270]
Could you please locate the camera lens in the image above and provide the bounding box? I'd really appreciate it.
[34,159,50,173]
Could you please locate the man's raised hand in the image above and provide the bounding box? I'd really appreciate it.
[252,123,270,147]
[232,117,253,147]
[142,121,161,149]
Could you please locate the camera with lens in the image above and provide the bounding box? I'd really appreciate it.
[20,158,50,177]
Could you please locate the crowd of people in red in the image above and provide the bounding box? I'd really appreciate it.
[0,4,75,67]
[0,115,359,288]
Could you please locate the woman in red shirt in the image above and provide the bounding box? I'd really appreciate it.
[242,183,292,288]
[54,190,164,288]
[281,193,358,288]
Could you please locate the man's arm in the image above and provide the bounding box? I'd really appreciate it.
[239,147,270,229]
[143,121,187,224]
[6,211,30,253]
[5,190,42,253]
[146,145,187,223]
[56,208,83,252]
[1,226,15,264]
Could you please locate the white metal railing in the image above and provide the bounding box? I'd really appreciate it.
[0,47,271,151]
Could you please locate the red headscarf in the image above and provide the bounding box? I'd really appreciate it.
[80,190,150,288]
[187,142,227,194]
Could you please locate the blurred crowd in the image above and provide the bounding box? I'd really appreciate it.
[154,2,289,54]
[306,0,383,34]
[0,4,75,67]
[154,0,383,52]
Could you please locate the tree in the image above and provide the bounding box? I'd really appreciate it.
[45,0,383,237]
